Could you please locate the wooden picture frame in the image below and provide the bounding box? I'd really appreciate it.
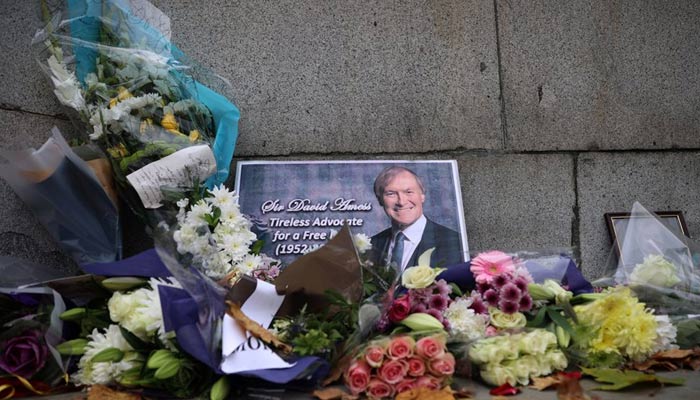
[605,211,690,265]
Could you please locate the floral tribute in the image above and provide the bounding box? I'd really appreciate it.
[344,334,455,398]
[468,329,568,386]
[173,185,280,284]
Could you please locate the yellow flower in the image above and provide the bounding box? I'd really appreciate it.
[188,129,200,142]
[106,143,129,158]
[109,86,133,108]
[575,287,657,361]
[161,113,179,131]
[117,86,133,101]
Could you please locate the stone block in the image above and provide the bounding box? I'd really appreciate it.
[577,152,700,280]
[498,0,700,151]
[152,0,502,155]
[456,153,576,254]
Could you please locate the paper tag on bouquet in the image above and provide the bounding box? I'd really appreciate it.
[220,280,295,374]
[127,145,216,209]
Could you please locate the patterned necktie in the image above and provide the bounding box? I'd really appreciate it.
[390,232,405,272]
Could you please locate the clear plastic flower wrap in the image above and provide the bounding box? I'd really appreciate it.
[33,0,239,225]
[0,127,121,265]
[595,202,700,315]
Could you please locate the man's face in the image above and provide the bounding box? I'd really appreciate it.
[381,171,425,228]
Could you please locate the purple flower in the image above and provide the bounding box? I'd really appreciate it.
[412,303,428,314]
[491,274,509,289]
[477,282,491,294]
[426,308,444,323]
[410,287,431,304]
[519,294,533,311]
[483,289,499,306]
[500,283,522,303]
[0,329,48,379]
[498,299,520,314]
[513,276,529,292]
[470,295,487,314]
[434,279,452,297]
[376,315,391,332]
[428,294,449,311]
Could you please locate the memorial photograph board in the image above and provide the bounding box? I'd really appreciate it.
[234,160,469,267]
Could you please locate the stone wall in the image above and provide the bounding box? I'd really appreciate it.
[1,0,698,280]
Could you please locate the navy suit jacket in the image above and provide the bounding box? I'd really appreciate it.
[368,217,463,269]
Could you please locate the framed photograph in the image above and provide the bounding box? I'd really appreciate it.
[605,211,690,265]
[235,160,469,267]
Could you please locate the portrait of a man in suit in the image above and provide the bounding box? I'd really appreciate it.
[368,166,464,272]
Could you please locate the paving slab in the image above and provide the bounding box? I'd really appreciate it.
[497,0,700,151]
[151,0,502,155]
[577,152,700,280]
[0,110,84,278]
[0,0,63,116]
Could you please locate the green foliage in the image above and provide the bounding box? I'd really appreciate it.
[581,367,685,391]
[674,318,700,349]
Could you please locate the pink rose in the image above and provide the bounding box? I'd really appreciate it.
[367,378,395,399]
[415,335,446,359]
[364,344,386,368]
[415,375,443,391]
[387,336,415,360]
[470,251,515,284]
[378,359,408,385]
[428,352,455,376]
[388,294,411,323]
[344,359,371,395]
[406,356,426,377]
[395,378,417,393]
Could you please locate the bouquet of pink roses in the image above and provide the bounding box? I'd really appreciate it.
[343,334,455,399]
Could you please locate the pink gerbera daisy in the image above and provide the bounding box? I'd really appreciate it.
[470,251,515,284]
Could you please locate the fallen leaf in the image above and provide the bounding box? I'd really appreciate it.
[312,387,357,400]
[87,385,140,400]
[396,387,455,400]
[653,349,695,359]
[530,375,562,391]
[556,371,588,400]
[225,301,292,353]
[581,367,685,391]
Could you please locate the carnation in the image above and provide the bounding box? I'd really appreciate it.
[444,297,487,341]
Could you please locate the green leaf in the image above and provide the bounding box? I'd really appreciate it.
[547,308,575,337]
[119,326,155,353]
[526,305,548,328]
[449,283,463,297]
[581,367,685,391]
[250,239,265,255]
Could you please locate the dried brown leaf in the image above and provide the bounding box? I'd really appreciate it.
[688,357,700,371]
[87,385,140,400]
[312,387,357,400]
[225,301,292,353]
[651,349,695,359]
[396,387,455,400]
[530,375,562,391]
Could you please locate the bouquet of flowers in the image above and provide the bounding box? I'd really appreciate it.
[344,334,455,398]
[56,276,215,398]
[34,0,239,224]
[171,184,280,285]
[0,286,72,398]
[467,329,568,386]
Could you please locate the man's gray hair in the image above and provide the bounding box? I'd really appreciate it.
[373,166,425,205]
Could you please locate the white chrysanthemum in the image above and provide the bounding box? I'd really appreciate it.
[352,233,372,254]
[87,93,162,139]
[72,325,135,385]
[444,297,487,341]
[47,55,86,111]
[236,254,263,275]
[207,185,237,209]
[652,314,678,353]
[108,278,181,343]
